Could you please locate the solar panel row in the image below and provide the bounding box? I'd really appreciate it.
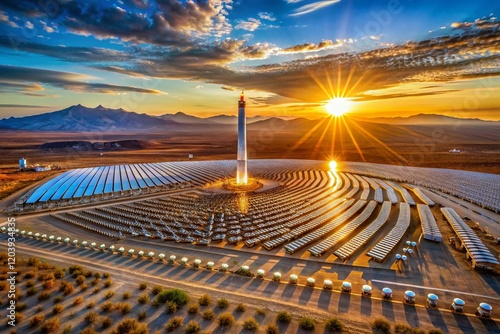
[25,162,203,204]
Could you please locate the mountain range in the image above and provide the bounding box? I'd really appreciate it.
[0,104,497,132]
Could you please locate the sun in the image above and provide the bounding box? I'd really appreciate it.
[325,98,353,117]
[329,160,337,170]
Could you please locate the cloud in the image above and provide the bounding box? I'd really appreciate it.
[0,10,18,28]
[0,65,167,95]
[221,86,236,91]
[285,0,302,3]
[355,90,462,101]
[0,104,49,108]
[280,39,340,54]
[235,18,261,31]
[258,12,276,21]
[289,0,341,17]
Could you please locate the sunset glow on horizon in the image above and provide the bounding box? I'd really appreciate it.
[0,1,498,120]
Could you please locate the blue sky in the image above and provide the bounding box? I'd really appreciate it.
[0,0,498,119]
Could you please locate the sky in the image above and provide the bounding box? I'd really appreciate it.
[0,0,499,120]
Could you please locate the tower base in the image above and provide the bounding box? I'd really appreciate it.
[222,178,262,192]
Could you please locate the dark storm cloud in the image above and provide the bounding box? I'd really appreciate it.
[0,65,166,95]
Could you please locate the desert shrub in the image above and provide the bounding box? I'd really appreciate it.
[256,308,266,316]
[325,318,344,332]
[217,312,235,327]
[27,286,39,296]
[428,330,444,334]
[91,278,100,286]
[235,303,246,312]
[299,317,316,330]
[24,271,36,279]
[26,280,35,288]
[75,275,86,285]
[36,305,43,312]
[138,294,150,304]
[27,257,42,267]
[59,281,74,295]
[198,294,211,306]
[117,302,131,315]
[52,304,64,315]
[54,268,65,279]
[0,281,7,291]
[102,272,110,279]
[216,298,229,309]
[73,296,84,306]
[165,301,178,314]
[123,291,131,300]
[42,280,55,290]
[156,289,189,306]
[242,317,259,331]
[84,311,99,324]
[37,291,50,301]
[151,285,163,295]
[79,327,98,334]
[185,320,201,334]
[166,316,184,332]
[100,301,114,312]
[266,323,280,334]
[62,325,72,334]
[395,323,412,334]
[68,265,82,275]
[93,287,101,294]
[86,301,96,309]
[276,311,291,323]
[38,272,55,282]
[202,309,215,321]
[138,310,147,321]
[103,279,113,288]
[139,282,147,290]
[111,318,148,334]
[372,317,391,334]
[94,272,101,279]
[30,314,44,327]
[104,290,115,299]
[41,317,60,333]
[80,283,88,291]
[16,302,27,312]
[101,316,113,329]
[187,303,200,314]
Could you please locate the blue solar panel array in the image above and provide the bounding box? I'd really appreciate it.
[24,161,219,204]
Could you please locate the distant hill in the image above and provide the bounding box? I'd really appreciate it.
[361,113,499,125]
[159,112,215,124]
[0,105,178,131]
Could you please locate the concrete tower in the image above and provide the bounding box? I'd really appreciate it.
[237,91,247,184]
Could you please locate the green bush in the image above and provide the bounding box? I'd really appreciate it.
[217,312,235,327]
[111,318,148,334]
[187,303,200,314]
[166,316,184,332]
[202,309,215,321]
[166,300,178,314]
[299,317,316,330]
[41,317,60,333]
[216,298,229,309]
[372,317,391,334]
[185,320,201,334]
[198,294,211,306]
[156,289,189,306]
[242,317,259,331]
[266,323,280,334]
[325,318,344,332]
[276,311,292,323]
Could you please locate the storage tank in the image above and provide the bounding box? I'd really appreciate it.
[19,158,27,170]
